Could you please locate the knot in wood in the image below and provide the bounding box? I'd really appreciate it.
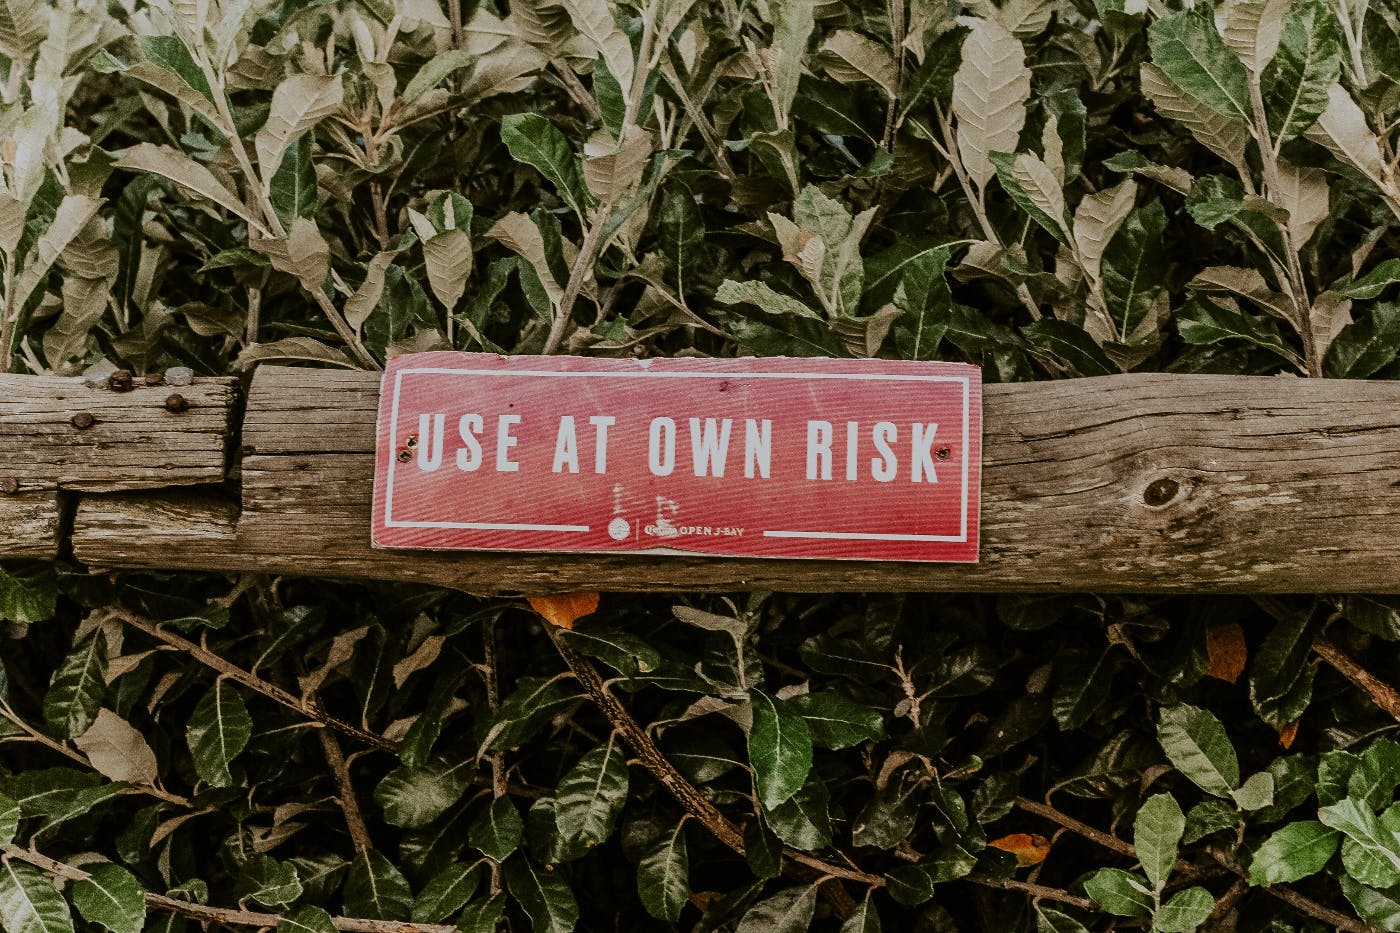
[1143,477,1181,507]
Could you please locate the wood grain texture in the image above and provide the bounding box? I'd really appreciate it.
[67,366,1400,594]
[0,375,237,491]
[0,491,62,559]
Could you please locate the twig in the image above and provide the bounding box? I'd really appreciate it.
[967,875,1095,911]
[1016,798,1380,932]
[116,612,398,753]
[1313,637,1400,723]
[1,845,457,933]
[0,703,190,808]
[542,204,614,354]
[318,730,371,853]
[1209,849,1382,933]
[544,626,883,887]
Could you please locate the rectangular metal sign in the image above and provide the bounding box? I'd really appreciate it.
[372,352,982,562]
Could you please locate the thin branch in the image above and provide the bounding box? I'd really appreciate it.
[967,874,1096,911]
[318,730,371,853]
[1313,636,1400,723]
[544,625,883,888]
[1016,797,1381,932]
[1,846,457,933]
[116,612,398,753]
[0,704,190,808]
[1209,848,1382,933]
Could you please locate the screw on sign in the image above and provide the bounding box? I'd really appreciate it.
[372,353,983,563]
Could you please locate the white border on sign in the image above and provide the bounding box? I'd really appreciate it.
[384,368,972,542]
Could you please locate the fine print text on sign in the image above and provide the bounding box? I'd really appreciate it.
[372,352,982,562]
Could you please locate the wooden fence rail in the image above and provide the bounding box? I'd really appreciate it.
[3,367,1399,593]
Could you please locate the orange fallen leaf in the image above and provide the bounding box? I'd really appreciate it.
[1279,719,1300,750]
[528,592,601,630]
[689,891,721,911]
[1206,621,1247,684]
[989,833,1051,867]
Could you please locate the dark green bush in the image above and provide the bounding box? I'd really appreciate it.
[3,0,1400,928]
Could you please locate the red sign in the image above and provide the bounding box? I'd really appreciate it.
[372,352,981,562]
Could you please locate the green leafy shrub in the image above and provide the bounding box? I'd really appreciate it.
[3,0,1400,929]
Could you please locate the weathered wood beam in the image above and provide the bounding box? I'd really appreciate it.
[0,374,236,559]
[61,367,1400,594]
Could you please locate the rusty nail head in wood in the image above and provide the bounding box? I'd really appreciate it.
[107,370,133,391]
[164,393,189,413]
[936,447,951,461]
[406,435,418,448]
[0,478,17,495]
[397,449,412,462]
[70,412,95,430]
[144,372,165,386]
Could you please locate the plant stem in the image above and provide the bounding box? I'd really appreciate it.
[544,625,883,888]
[318,730,371,853]
[881,0,906,149]
[967,875,1096,910]
[1246,74,1320,377]
[117,612,398,753]
[543,204,614,354]
[1313,636,1400,722]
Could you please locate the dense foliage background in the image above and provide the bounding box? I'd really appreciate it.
[3,0,1400,929]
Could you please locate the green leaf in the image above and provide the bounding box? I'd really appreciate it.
[0,563,58,624]
[1231,771,1276,811]
[1343,805,1400,888]
[744,816,782,879]
[1340,875,1400,931]
[70,864,144,933]
[1186,175,1244,230]
[0,862,74,933]
[411,865,481,924]
[1176,300,1299,363]
[184,679,252,788]
[554,738,629,845]
[839,893,882,933]
[1343,260,1400,299]
[1351,741,1400,810]
[749,691,813,810]
[500,113,590,218]
[716,280,824,320]
[455,895,506,933]
[482,677,582,752]
[1248,821,1340,884]
[636,822,689,922]
[657,190,705,301]
[279,905,336,933]
[269,134,316,226]
[135,36,215,105]
[1084,867,1153,917]
[1261,0,1342,143]
[1135,793,1184,890]
[0,792,18,846]
[991,151,1070,243]
[890,246,953,361]
[736,885,819,933]
[469,796,523,862]
[886,846,978,906]
[1051,648,1118,730]
[402,49,475,104]
[788,691,885,749]
[1101,200,1168,340]
[43,634,108,739]
[1325,302,1400,378]
[1153,887,1214,932]
[1022,320,1117,377]
[766,777,833,851]
[1037,907,1090,933]
[1157,704,1240,797]
[237,856,302,908]
[1319,797,1400,886]
[1148,12,1252,120]
[1249,612,1316,728]
[343,850,413,921]
[375,759,472,828]
[503,855,578,933]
